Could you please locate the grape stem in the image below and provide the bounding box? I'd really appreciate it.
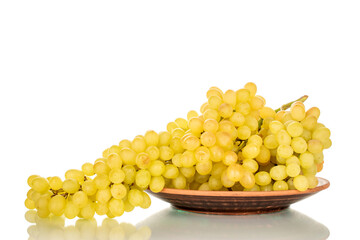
[275,95,308,113]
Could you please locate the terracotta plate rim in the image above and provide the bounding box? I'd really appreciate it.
[154,177,330,197]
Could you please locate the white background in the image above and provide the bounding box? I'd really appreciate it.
[1,1,359,239]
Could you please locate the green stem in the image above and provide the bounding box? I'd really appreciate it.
[275,95,308,113]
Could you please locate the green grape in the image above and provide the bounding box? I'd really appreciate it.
[107,153,123,169]
[255,171,271,186]
[82,163,95,176]
[259,106,276,119]
[302,163,317,176]
[179,150,196,167]
[291,137,307,153]
[301,115,317,130]
[170,137,185,153]
[195,160,212,175]
[109,145,121,155]
[250,96,265,110]
[301,129,312,141]
[229,112,245,127]
[208,176,222,190]
[108,198,125,217]
[66,169,85,184]
[82,180,97,196]
[63,179,80,194]
[307,139,323,154]
[286,121,303,137]
[96,188,112,203]
[242,159,259,173]
[172,128,186,139]
[200,131,216,147]
[268,120,284,134]
[48,176,62,191]
[276,130,291,145]
[312,127,331,143]
[218,103,233,118]
[264,135,278,149]
[80,202,96,219]
[73,191,88,208]
[122,165,136,185]
[245,116,258,131]
[299,152,314,169]
[203,109,220,121]
[109,168,126,184]
[94,174,111,190]
[167,122,179,133]
[277,144,294,158]
[124,199,135,212]
[247,135,263,147]
[287,178,296,190]
[149,176,165,193]
[172,173,187,189]
[226,163,244,182]
[119,148,137,165]
[180,167,196,178]
[236,88,251,103]
[305,174,319,189]
[148,160,165,177]
[286,163,301,177]
[223,89,236,107]
[210,145,225,162]
[163,164,179,179]
[237,125,251,140]
[145,146,160,161]
[208,95,222,110]
[135,170,151,189]
[187,110,199,120]
[110,184,127,200]
[259,183,272,191]
[235,102,251,115]
[270,165,287,181]
[216,131,233,150]
[159,146,174,161]
[31,177,49,193]
[220,170,235,188]
[242,143,260,159]
[175,118,188,130]
[290,103,306,121]
[135,152,151,169]
[293,175,309,191]
[131,136,147,153]
[95,202,109,216]
[255,145,271,164]
[27,175,40,188]
[181,134,201,151]
[119,139,132,149]
[306,106,320,119]
[140,192,152,209]
[25,198,35,210]
[144,130,159,146]
[223,151,238,166]
[273,180,288,191]
[194,146,211,162]
[313,152,324,164]
[240,170,256,189]
[128,189,144,207]
[158,131,171,146]
[286,155,300,165]
[211,162,227,178]
[188,117,204,135]
[198,182,211,191]
[93,160,110,175]
[244,184,260,191]
[203,119,219,133]
[48,195,66,216]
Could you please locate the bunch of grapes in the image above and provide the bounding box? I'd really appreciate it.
[25,82,331,219]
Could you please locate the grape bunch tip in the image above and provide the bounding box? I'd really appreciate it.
[25,82,331,219]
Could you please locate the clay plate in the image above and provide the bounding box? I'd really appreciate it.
[147,177,329,215]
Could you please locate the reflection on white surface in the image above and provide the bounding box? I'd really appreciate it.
[136,207,330,240]
[25,210,151,240]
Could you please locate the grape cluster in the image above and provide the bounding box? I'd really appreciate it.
[25,82,331,219]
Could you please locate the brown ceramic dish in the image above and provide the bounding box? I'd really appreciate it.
[147,177,329,215]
